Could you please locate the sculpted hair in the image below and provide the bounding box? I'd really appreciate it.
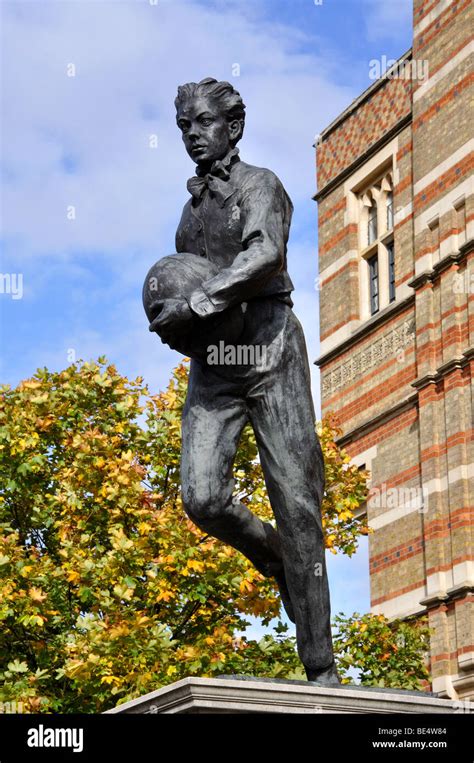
[175,77,246,143]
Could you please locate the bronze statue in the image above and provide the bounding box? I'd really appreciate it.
[143,78,339,685]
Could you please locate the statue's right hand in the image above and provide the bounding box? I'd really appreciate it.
[148,299,193,346]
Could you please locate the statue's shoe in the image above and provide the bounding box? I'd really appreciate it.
[305,661,341,687]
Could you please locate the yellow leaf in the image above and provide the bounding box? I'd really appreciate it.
[31,394,49,404]
[22,380,42,390]
[339,510,353,521]
[30,615,46,627]
[157,590,175,602]
[67,660,84,678]
[29,587,47,602]
[109,624,130,638]
[187,559,204,572]
[100,675,119,685]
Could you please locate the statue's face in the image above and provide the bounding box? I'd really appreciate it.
[176,95,240,167]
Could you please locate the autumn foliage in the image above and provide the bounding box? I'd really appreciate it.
[0,359,428,712]
[333,612,430,689]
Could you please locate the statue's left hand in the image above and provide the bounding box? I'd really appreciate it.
[148,298,193,344]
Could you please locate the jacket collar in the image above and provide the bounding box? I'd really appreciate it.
[187,147,240,207]
[195,146,240,180]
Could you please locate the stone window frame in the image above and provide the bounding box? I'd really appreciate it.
[357,169,395,321]
[341,136,400,331]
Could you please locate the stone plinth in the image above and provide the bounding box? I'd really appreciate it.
[103,676,464,714]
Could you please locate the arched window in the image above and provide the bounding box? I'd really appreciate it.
[368,253,379,314]
[357,166,396,320]
[387,242,395,302]
[368,196,378,245]
[381,174,394,232]
[386,190,394,230]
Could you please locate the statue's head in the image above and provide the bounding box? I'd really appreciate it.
[175,77,245,169]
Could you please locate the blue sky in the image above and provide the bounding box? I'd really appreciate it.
[1,0,413,632]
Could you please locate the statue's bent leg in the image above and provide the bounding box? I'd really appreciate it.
[180,360,283,577]
[247,309,335,673]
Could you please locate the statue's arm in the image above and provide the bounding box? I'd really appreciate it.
[175,200,193,254]
[187,172,293,317]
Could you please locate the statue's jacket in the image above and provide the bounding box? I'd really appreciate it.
[175,148,295,319]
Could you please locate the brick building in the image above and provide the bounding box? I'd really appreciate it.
[315,0,472,699]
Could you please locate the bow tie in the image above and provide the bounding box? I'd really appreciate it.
[187,149,239,207]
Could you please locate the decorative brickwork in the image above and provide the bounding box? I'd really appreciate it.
[317,77,412,191]
[321,318,415,397]
[317,0,473,700]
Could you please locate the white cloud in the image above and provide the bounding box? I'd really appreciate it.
[2,0,359,401]
[362,0,413,44]
[2,0,354,260]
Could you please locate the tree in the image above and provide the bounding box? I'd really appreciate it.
[333,612,431,690]
[0,358,426,712]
